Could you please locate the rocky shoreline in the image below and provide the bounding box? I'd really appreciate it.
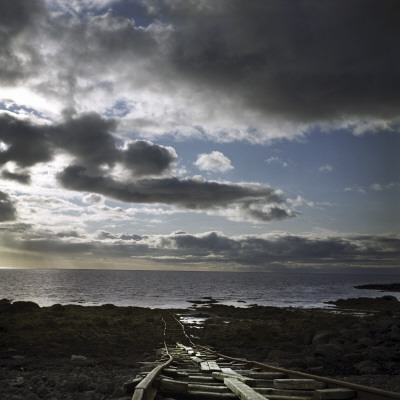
[1,296,400,398]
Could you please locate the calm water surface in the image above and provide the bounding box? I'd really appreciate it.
[0,269,399,309]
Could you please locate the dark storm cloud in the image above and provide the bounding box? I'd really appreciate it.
[2,226,398,268]
[153,0,400,123]
[1,170,31,184]
[96,230,144,241]
[0,112,290,221]
[0,112,176,176]
[122,140,177,177]
[2,0,398,137]
[147,232,400,268]
[57,164,289,221]
[0,0,44,83]
[244,204,295,222]
[0,190,16,221]
[0,113,54,168]
[53,112,119,170]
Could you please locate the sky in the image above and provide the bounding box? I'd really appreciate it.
[0,0,399,272]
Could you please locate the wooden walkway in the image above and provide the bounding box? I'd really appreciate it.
[130,312,400,400]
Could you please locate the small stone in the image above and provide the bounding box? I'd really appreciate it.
[12,355,26,360]
[71,354,87,361]
[26,393,40,400]
[111,385,126,397]
[37,386,50,398]
[355,360,380,374]
[267,349,290,360]
[63,380,80,393]
[391,325,400,341]
[123,378,142,393]
[312,330,336,344]
[357,337,374,347]
[314,343,343,358]
[80,390,96,400]
[16,376,25,386]
[97,380,115,395]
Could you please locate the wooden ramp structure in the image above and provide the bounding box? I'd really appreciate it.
[130,312,400,400]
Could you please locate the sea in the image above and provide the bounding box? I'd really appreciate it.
[0,269,399,309]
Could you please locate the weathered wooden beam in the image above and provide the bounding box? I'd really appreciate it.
[189,375,217,383]
[158,377,188,394]
[201,362,210,371]
[248,372,287,379]
[256,387,315,397]
[314,388,357,400]
[259,395,313,400]
[212,371,255,386]
[224,377,268,400]
[221,367,241,375]
[123,377,142,394]
[188,383,232,393]
[187,390,238,399]
[208,361,222,371]
[274,379,327,390]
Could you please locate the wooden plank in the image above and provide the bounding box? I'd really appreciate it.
[189,383,232,393]
[260,395,313,400]
[221,368,241,375]
[187,391,238,399]
[189,375,217,383]
[256,387,315,397]
[201,361,210,371]
[224,377,268,400]
[274,379,327,390]
[252,379,275,388]
[314,388,357,400]
[248,372,287,379]
[158,377,188,394]
[208,361,222,372]
[162,369,189,378]
[212,371,255,386]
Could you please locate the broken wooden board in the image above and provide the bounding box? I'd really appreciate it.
[314,388,356,400]
[224,377,268,400]
[274,379,327,390]
[212,371,255,386]
[201,361,222,372]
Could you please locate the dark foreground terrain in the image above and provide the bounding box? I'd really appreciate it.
[1,296,399,399]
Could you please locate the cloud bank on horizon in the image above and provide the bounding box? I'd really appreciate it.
[0,0,399,270]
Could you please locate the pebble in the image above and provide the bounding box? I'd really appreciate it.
[26,393,40,400]
[71,355,87,361]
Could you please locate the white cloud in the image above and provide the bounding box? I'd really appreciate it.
[266,157,289,168]
[83,193,104,204]
[371,182,400,191]
[344,185,366,194]
[370,183,383,191]
[319,164,333,172]
[287,195,315,208]
[194,151,234,173]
